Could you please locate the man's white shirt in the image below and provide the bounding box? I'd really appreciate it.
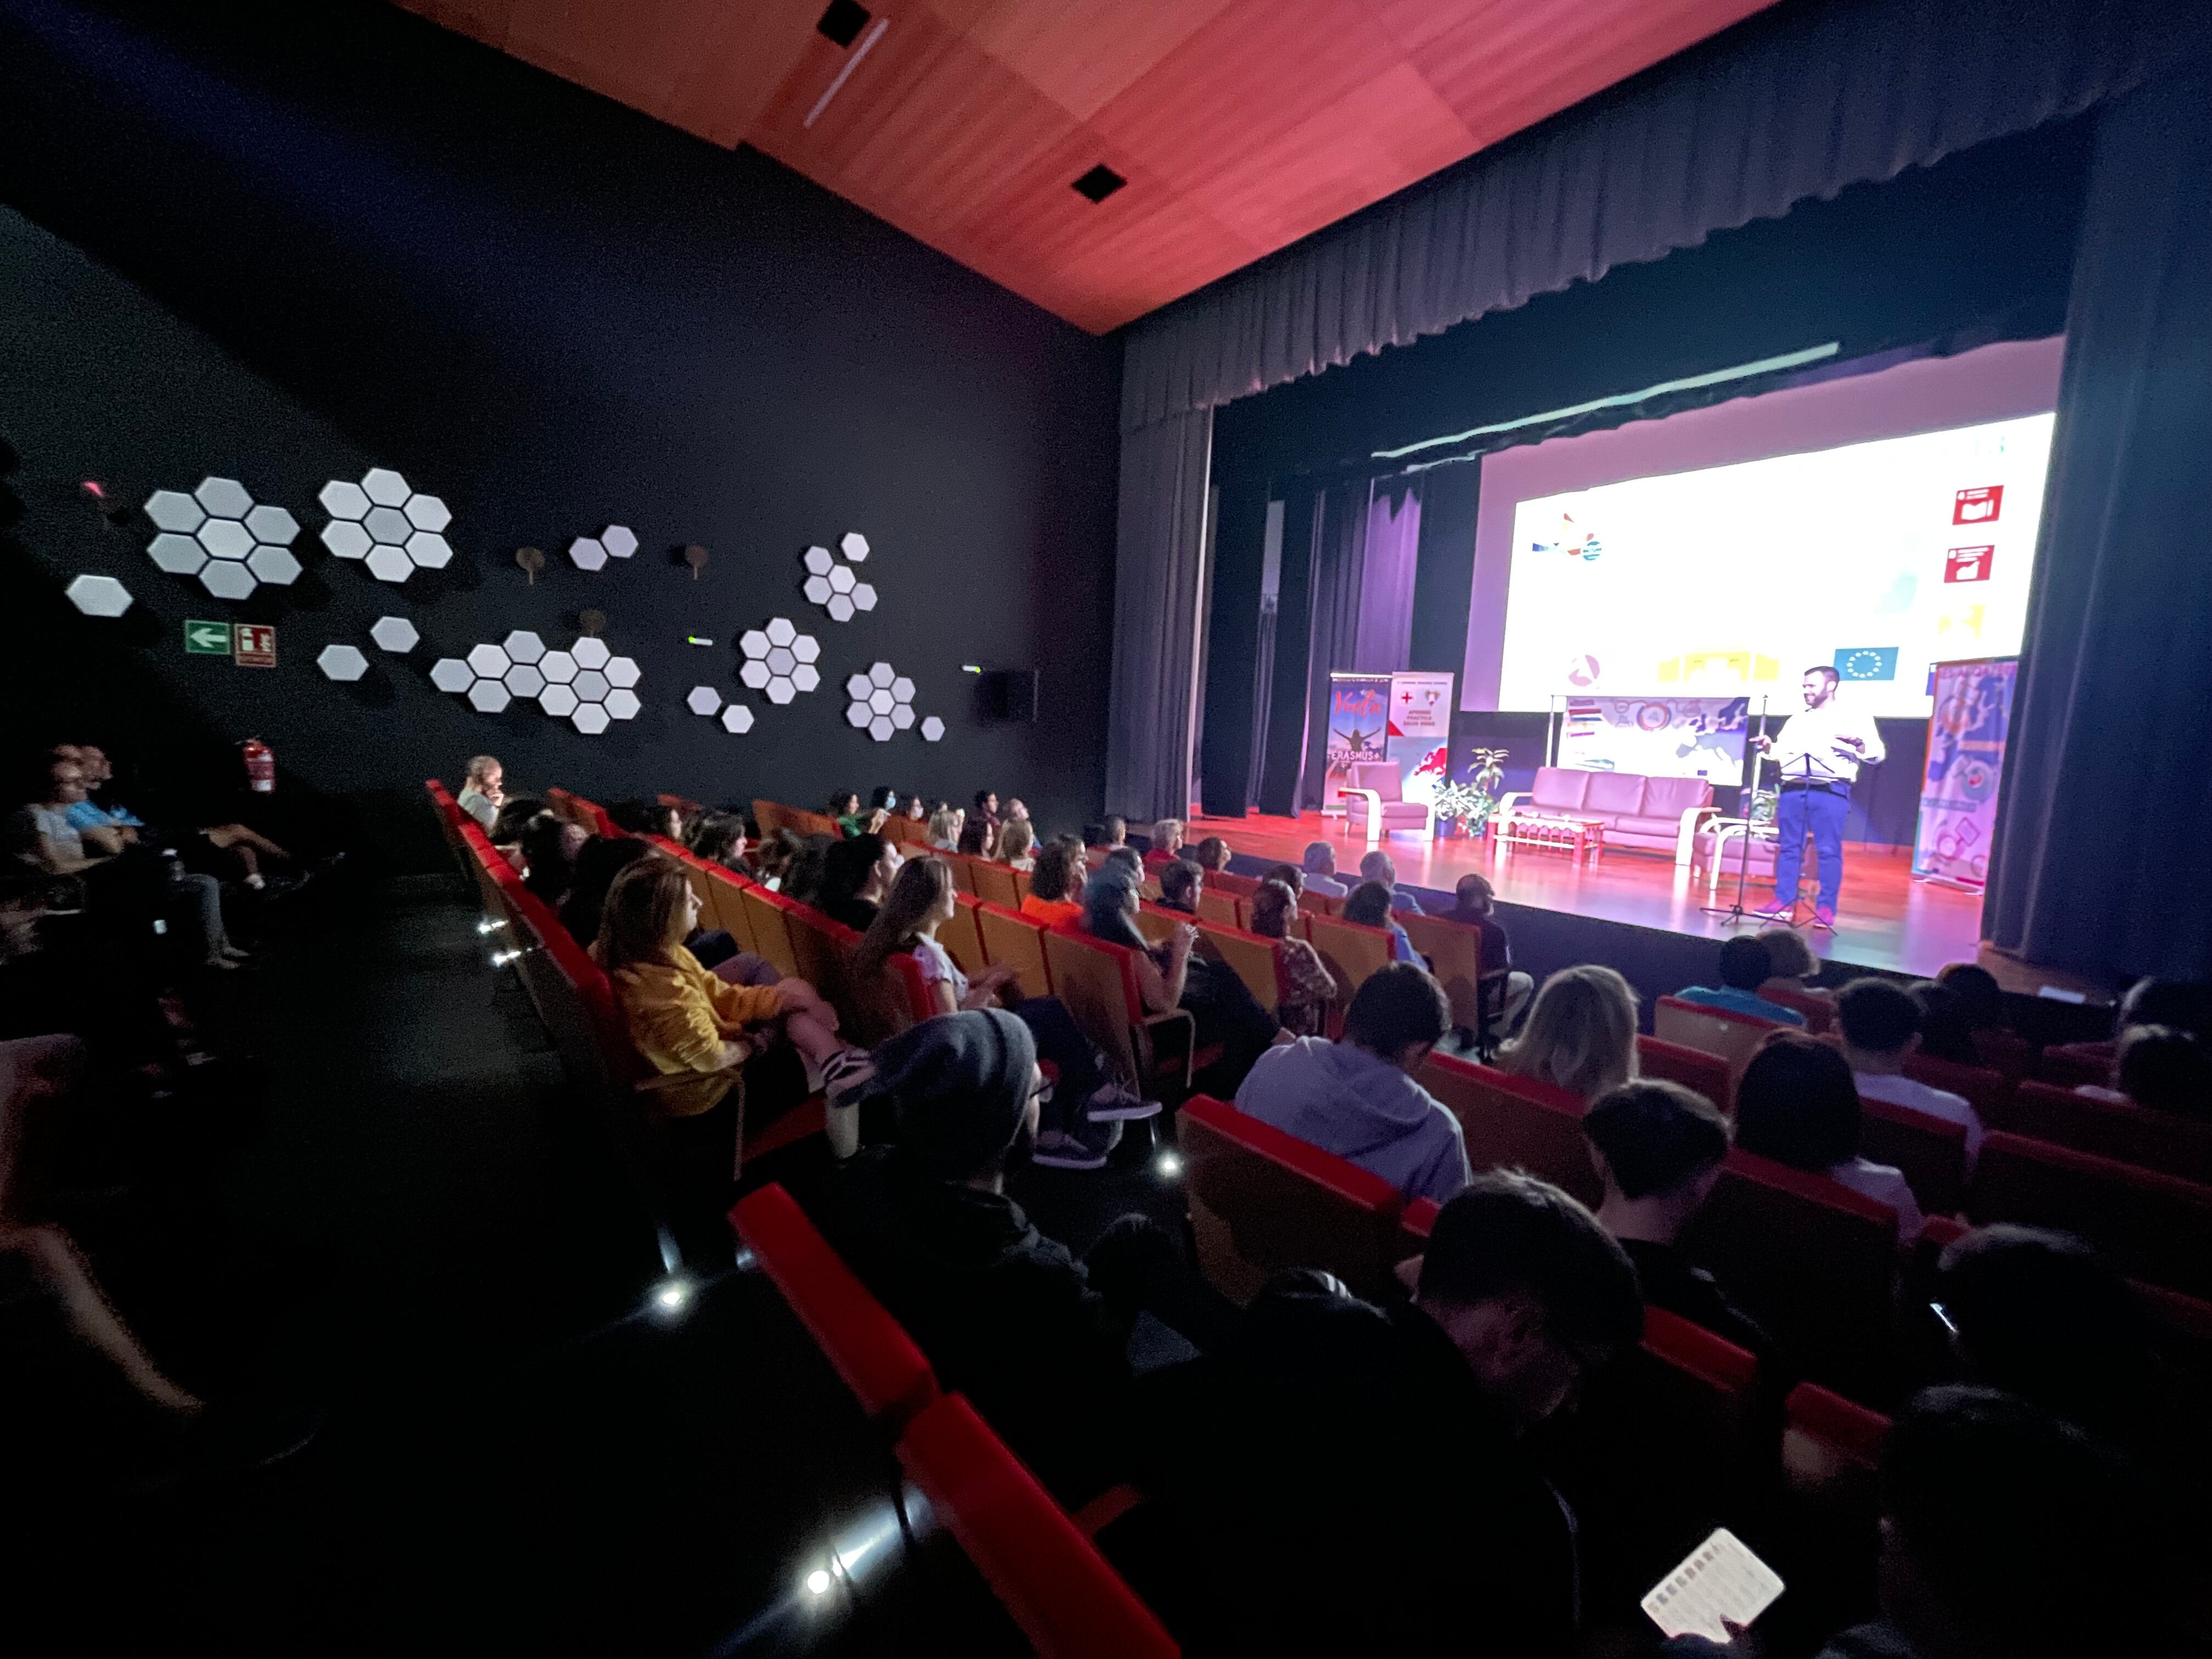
[1765,699,1887,785]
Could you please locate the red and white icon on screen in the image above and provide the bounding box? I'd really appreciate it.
[1944,545,1994,584]
[1952,486,2003,525]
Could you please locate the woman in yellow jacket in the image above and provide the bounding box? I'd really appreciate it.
[595,859,873,1170]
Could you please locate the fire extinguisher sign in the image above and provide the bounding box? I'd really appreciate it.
[233,624,277,668]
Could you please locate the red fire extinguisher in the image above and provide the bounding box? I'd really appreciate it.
[242,737,275,794]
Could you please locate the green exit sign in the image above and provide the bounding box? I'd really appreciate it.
[185,620,233,655]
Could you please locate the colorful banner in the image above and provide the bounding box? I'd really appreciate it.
[1914,657,2017,889]
[1322,673,1392,814]
[1556,696,1749,781]
[1386,672,1457,808]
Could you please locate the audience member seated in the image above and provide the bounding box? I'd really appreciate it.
[1921,962,2006,1063]
[559,837,648,951]
[1235,962,1466,1204]
[1582,1080,1767,1357]
[813,1011,1207,1504]
[1838,977,1982,1166]
[1678,936,1804,1026]
[854,857,1154,1169]
[606,798,681,840]
[972,790,1002,838]
[925,804,961,850]
[684,810,751,874]
[518,810,584,911]
[1497,965,1640,1102]
[1344,879,1420,964]
[819,831,900,933]
[1156,857,1202,914]
[1098,814,1127,848]
[1441,873,1533,1036]
[827,790,864,838]
[1358,848,1425,913]
[1133,1174,1641,1655]
[1300,839,1347,896]
[489,795,549,860]
[1084,863,1275,1100]
[455,753,503,828]
[71,744,312,895]
[1004,797,1028,824]
[955,813,994,858]
[1735,1034,1923,1245]
[1260,861,1304,895]
[1190,836,1230,873]
[899,794,926,823]
[1247,879,1335,1037]
[751,828,803,891]
[1100,845,1144,881]
[778,834,837,910]
[2111,1022,2212,1119]
[1674,1386,2164,1659]
[867,786,899,819]
[1150,817,1184,860]
[996,817,1035,871]
[2055,975,2210,1091]
[1755,924,1830,1003]
[1019,838,1087,927]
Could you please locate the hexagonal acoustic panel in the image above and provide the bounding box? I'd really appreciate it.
[601,525,638,560]
[428,631,641,735]
[738,619,821,707]
[371,616,420,653]
[65,574,133,618]
[921,715,946,742]
[319,471,452,585]
[144,477,303,601]
[687,686,722,716]
[720,704,754,735]
[799,531,877,623]
[845,660,919,742]
[317,644,370,682]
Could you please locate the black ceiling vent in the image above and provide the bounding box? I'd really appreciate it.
[817,0,870,48]
[1071,165,1126,204]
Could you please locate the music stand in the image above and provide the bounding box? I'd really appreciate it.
[1701,700,1769,927]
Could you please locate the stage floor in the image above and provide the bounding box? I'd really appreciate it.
[1186,810,2096,998]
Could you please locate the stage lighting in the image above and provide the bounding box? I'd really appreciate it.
[651,1276,692,1316]
[1155,1150,1183,1179]
[804,1570,832,1597]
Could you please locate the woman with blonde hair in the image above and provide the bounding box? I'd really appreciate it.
[927,805,961,851]
[998,817,1036,871]
[1497,964,1640,1102]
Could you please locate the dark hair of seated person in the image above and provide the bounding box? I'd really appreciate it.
[1157,859,1201,912]
[2115,974,2211,1039]
[1880,1385,2160,1658]
[1101,814,1127,845]
[1714,935,1772,991]
[1029,840,1082,905]
[488,795,548,844]
[1261,862,1304,895]
[956,816,991,856]
[1837,975,1922,1054]
[1909,980,1983,1064]
[558,835,651,949]
[868,786,898,813]
[1247,879,1297,940]
[2117,1023,2211,1117]
[686,810,747,869]
[1192,836,1231,871]
[1933,962,2005,1022]
[1582,1079,1730,1199]
[780,834,837,909]
[605,799,664,836]
[517,811,577,905]
[1341,962,1449,1062]
[821,833,888,919]
[1342,880,1395,929]
[1733,1033,1863,1170]
[1418,1172,1643,1357]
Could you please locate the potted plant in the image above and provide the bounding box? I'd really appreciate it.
[1435,749,1510,838]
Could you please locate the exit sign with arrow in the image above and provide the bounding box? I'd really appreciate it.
[185,620,233,655]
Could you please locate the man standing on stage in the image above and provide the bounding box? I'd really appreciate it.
[1752,665,1884,927]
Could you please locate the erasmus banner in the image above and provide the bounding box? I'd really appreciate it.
[1556,696,1749,781]
[1323,674,1392,814]
[1914,657,2017,890]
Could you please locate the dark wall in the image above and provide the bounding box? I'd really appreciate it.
[0,0,1121,865]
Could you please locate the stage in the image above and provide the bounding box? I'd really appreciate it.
[1187,809,2101,1002]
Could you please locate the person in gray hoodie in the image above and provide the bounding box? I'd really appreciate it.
[1235,962,1470,1204]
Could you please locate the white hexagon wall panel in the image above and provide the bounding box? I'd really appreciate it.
[317,644,370,682]
[920,715,946,742]
[427,633,640,735]
[65,574,133,617]
[370,617,420,653]
[319,471,452,584]
[720,704,754,735]
[799,533,877,623]
[844,660,918,742]
[738,619,820,706]
[687,686,722,716]
[143,477,303,600]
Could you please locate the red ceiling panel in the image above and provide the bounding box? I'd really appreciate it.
[388,0,1779,332]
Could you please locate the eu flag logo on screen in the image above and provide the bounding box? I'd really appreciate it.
[1834,646,1899,682]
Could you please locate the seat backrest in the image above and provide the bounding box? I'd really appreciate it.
[730,1184,940,1429]
[1041,928,1146,1083]
[1967,1131,2212,1297]
[1757,985,1834,1033]
[977,902,1053,1003]
[1583,770,1647,817]
[2035,1041,2113,1091]
[1194,889,1244,929]
[424,780,472,877]
[1418,1053,1597,1204]
[1683,1149,1900,1397]
[1348,760,1402,804]
[1194,919,1279,1013]
[2000,1080,2212,1184]
[1529,766,1592,811]
[1205,868,1260,900]
[1304,911,1397,1001]
[1900,1051,2012,1125]
[1635,1034,1733,1109]
[939,894,990,980]
[1399,912,1483,1031]
[1176,1095,1406,1305]
[1859,1097,1968,1217]
[968,860,1020,910]
[751,798,786,836]
[943,854,980,897]
[782,901,864,1034]
[736,884,802,978]
[895,1393,1179,1659]
[1655,996,1787,1076]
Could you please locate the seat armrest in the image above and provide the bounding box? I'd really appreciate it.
[1677,805,1720,867]
[1137,1008,1197,1091]
[1337,787,1382,832]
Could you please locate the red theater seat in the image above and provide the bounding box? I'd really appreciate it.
[1999,1080,2212,1184]
[1967,1131,2212,1297]
[1758,984,1834,1032]
[1635,1033,1733,1108]
[1417,1053,1596,1205]
[730,1184,939,1430]
[1655,995,1792,1077]
[896,1393,1178,1659]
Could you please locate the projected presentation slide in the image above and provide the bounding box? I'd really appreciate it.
[1492,413,2052,718]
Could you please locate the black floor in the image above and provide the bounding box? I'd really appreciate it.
[10,874,1076,1657]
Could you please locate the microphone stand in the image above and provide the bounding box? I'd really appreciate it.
[1701,699,1768,926]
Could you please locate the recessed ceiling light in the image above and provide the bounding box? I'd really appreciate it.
[1073,165,1126,204]
[817,0,870,47]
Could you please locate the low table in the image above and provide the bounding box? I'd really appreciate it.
[1494,814,1606,863]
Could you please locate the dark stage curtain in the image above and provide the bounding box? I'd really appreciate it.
[1105,408,1212,822]
[1985,67,2212,983]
